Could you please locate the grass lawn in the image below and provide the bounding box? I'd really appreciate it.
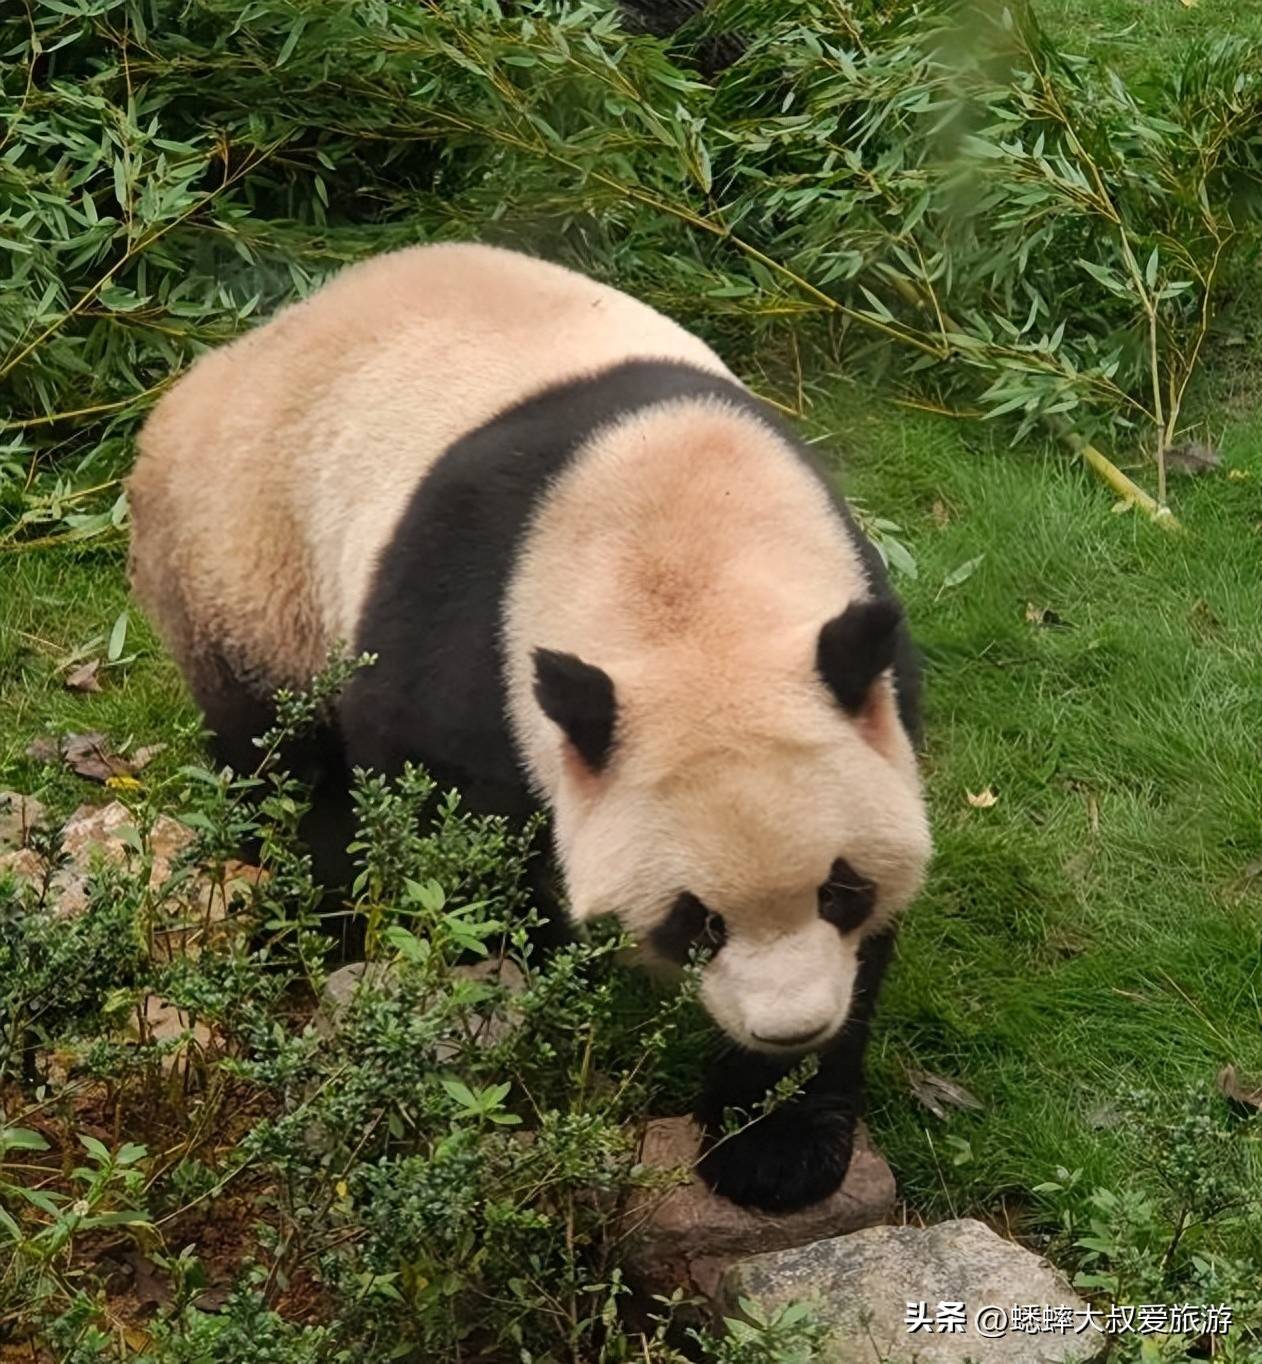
[839,389,1262,1229]
[1,0,1260,1352]
[1041,0,1262,71]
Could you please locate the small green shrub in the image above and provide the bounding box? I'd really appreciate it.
[1031,1085,1262,1362]
[0,658,826,1360]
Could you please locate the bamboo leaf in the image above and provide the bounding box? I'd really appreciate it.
[107,610,129,662]
[942,555,986,589]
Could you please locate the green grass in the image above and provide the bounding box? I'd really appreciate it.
[1038,0,1262,75]
[0,548,200,807]
[829,391,1262,1237]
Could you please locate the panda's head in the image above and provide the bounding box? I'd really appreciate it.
[532,598,931,1055]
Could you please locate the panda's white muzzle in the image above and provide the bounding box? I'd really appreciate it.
[699,918,860,1055]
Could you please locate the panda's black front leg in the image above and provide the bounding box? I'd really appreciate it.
[695,927,895,1213]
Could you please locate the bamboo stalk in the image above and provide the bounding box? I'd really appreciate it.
[1063,430,1181,531]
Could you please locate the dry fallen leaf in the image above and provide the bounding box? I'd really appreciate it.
[132,743,167,770]
[1217,1064,1262,1112]
[24,732,142,784]
[907,1066,984,1120]
[111,1249,172,1310]
[60,732,135,784]
[931,499,952,529]
[63,658,102,693]
[966,788,999,809]
[1227,468,1251,482]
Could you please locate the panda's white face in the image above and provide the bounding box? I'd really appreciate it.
[550,678,931,1055]
[503,396,934,1054]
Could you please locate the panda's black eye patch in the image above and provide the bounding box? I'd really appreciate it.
[819,858,877,934]
[649,892,727,964]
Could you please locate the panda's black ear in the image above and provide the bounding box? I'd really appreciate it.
[816,598,902,714]
[532,648,618,772]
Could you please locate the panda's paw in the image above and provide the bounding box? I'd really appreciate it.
[696,1105,856,1214]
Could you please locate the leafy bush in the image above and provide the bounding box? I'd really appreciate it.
[3,0,1262,552]
[0,660,768,1359]
[1032,1086,1262,1363]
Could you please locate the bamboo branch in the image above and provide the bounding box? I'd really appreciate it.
[880,275,1181,530]
[1063,428,1181,531]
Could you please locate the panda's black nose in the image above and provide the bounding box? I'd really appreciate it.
[751,1024,828,1049]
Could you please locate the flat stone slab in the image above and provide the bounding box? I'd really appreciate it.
[623,1116,896,1300]
[720,1217,1105,1363]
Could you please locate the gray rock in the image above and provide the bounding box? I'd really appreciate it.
[0,848,45,887]
[0,799,202,919]
[435,958,526,1059]
[720,1218,1105,1363]
[623,1117,896,1301]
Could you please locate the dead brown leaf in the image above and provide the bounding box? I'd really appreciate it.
[60,732,135,783]
[907,1066,984,1120]
[131,743,167,771]
[966,787,998,809]
[63,658,103,693]
[931,499,952,529]
[111,1249,172,1311]
[1217,1064,1262,1112]
[26,732,137,784]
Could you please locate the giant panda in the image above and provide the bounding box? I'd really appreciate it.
[127,242,932,1213]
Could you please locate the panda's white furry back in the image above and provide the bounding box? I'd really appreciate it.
[128,242,931,1214]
